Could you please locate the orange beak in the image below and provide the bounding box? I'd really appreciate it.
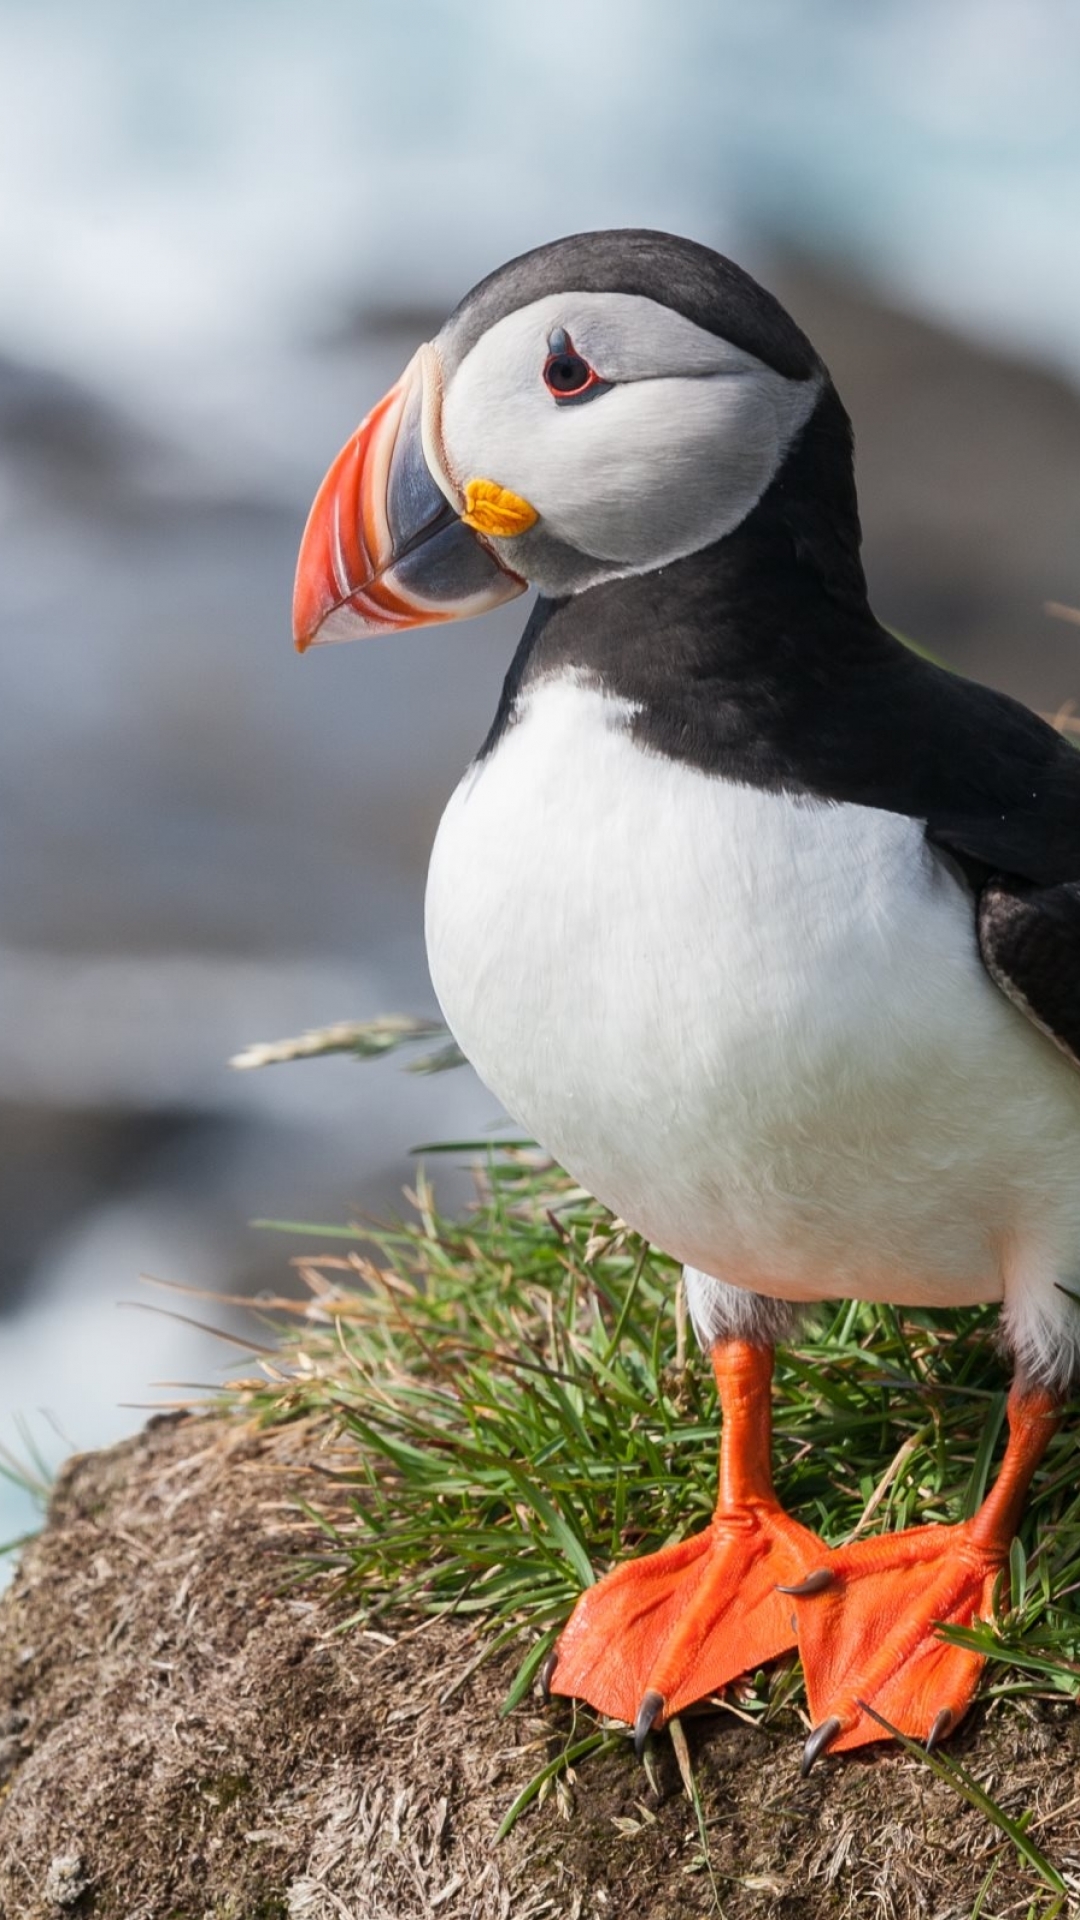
[292,343,527,651]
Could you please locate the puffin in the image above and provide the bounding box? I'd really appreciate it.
[292,230,1080,1772]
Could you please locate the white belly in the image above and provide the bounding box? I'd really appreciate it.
[425,675,1080,1318]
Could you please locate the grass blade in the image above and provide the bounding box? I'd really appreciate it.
[857,1701,1067,1898]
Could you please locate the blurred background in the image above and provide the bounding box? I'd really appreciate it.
[2,0,1079,1558]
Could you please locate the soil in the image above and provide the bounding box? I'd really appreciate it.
[0,1412,1078,1920]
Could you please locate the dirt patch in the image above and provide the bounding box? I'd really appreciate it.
[0,1412,1078,1918]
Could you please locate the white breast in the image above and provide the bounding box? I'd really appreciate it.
[425,675,1080,1362]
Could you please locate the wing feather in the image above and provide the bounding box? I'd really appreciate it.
[976,876,1080,1071]
[868,646,1080,1069]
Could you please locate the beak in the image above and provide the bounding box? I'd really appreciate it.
[292,343,528,651]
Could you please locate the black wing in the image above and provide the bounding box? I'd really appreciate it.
[907,660,1080,1071]
[973,875,1080,1069]
[761,629,1080,1070]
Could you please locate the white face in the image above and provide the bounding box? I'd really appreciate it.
[436,291,822,595]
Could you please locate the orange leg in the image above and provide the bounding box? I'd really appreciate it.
[548,1340,825,1744]
[793,1380,1062,1768]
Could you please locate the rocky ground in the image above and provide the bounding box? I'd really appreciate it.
[1,1412,1078,1919]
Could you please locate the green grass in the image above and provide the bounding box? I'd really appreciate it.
[246,1144,1080,1690]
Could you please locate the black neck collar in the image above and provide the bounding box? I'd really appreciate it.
[479,382,890,782]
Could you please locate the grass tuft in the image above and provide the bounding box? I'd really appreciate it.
[239,1148,1080,1743]
[0,1417,57,1564]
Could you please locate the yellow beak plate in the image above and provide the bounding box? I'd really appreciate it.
[461,477,539,539]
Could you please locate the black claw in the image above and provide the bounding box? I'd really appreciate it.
[926,1707,954,1754]
[539,1649,559,1703]
[800,1716,842,1778]
[776,1567,837,1597]
[633,1689,665,1758]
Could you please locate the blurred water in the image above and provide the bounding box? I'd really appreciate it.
[2,0,1079,1560]
[2,0,1079,399]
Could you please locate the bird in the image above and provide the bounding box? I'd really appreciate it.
[292,229,1080,1774]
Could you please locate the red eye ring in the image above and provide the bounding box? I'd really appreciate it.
[542,333,612,406]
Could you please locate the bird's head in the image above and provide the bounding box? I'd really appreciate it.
[292,230,833,651]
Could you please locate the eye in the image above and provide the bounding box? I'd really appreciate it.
[542,329,612,406]
[545,349,593,394]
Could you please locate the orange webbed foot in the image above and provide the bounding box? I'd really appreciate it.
[548,1340,827,1736]
[793,1382,1062,1767]
[549,1498,824,1734]
[793,1520,1003,1763]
